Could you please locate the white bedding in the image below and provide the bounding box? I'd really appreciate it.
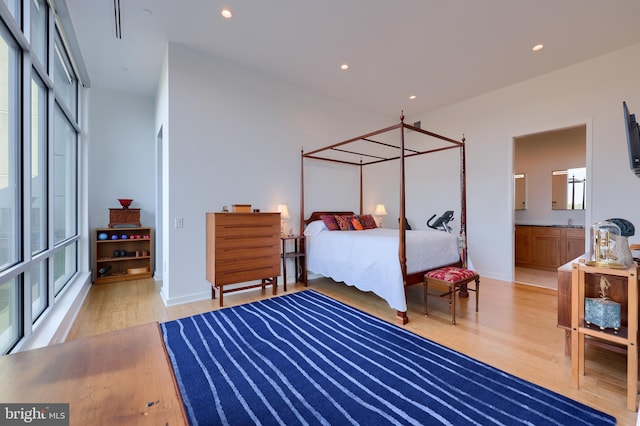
[304,222,460,312]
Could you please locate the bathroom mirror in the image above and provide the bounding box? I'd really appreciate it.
[551,167,586,210]
[514,173,526,210]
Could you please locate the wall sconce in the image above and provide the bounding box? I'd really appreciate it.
[277,204,290,235]
[374,204,387,228]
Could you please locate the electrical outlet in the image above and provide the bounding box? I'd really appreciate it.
[175,217,183,228]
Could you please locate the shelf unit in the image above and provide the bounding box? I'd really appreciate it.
[94,227,153,284]
[281,235,307,291]
[571,261,638,411]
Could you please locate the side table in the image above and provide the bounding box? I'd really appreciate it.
[571,261,638,411]
[281,235,307,291]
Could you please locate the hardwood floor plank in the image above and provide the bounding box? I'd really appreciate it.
[66,276,638,425]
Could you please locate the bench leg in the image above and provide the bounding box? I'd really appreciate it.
[475,278,480,312]
[424,280,429,316]
[450,284,457,325]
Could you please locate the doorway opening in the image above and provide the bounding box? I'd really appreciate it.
[513,125,587,289]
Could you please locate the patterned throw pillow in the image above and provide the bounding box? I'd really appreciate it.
[320,215,340,231]
[351,216,364,230]
[335,215,354,230]
[358,214,377,229]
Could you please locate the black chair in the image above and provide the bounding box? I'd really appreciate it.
[398,218,412,230]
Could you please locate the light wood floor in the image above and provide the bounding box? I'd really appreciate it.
[515,266,559,290]
[67,276,638,425]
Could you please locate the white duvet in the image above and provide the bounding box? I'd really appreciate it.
[304,223,460,312]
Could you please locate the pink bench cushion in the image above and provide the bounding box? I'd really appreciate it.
[425,267,477,283]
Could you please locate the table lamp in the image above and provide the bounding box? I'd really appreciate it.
[374,204,387,228]
[277,204,290,235]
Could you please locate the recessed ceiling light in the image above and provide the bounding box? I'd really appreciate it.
[221,8,233,19]
[340,64,349,70]
[532,44,544,52]
[409,95,416,100]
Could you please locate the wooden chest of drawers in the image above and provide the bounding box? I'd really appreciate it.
[206,212,280,305]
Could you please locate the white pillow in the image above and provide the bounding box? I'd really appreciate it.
[304,220,327,237]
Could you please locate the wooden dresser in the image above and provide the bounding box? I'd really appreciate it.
[206,212,280,306]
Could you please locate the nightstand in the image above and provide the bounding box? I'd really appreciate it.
[281,235,307,291]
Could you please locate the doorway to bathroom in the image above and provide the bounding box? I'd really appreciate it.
[513,125,587,289]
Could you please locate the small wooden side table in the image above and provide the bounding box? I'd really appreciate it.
[571,262,638,411]
[281,235,306,291]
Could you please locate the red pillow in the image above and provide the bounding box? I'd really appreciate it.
[358,214,377,229]
[320,215,340,231]
[351,217,364,230]
[335,215,354,230]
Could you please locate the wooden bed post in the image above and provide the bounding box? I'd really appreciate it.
[460,137,468,269]
[300,148,307,286]
[359,159,363,215]
[300,148,305,237]
[398,113,409,325]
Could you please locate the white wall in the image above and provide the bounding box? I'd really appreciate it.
[158,44,390,305]
[87,86,156,275]
[404,43,640,282]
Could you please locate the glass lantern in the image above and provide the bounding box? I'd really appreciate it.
[589,221,624,268]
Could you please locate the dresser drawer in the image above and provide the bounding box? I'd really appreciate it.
[215,244,279,261]
[215,235,279,250]
[215,213,280,227]
[216,265,280,285]
[215,225,279,238]
[216,255,280,278]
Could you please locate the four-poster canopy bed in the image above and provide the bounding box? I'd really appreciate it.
[299,114,468,324]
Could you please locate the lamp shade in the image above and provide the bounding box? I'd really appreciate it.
[374,204,387,216]
[277,204,290,219]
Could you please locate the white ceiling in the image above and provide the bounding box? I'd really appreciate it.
[64,0,640,117]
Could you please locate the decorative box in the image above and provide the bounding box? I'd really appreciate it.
[232,204,252,213]
[585,297,621,330]
[109,208,141,228]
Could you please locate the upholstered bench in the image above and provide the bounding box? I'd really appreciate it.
[424,266,480,325]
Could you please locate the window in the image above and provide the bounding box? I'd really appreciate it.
[2,0,19,21]
[0,1,83,353]
[53,105,77,245]
[54,34,77,120]
[31,74,47,255]
[0,276,21,354]
[30,260,46,321]
[53,242,76,295]
[0,22,20,271]
[30,0,48,69]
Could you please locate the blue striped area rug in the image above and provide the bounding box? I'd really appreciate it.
[161,290,615,426]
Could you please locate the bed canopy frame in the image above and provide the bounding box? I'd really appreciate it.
[299,113,468,324]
